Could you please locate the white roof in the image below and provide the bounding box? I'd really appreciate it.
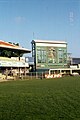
[32,39,67,44]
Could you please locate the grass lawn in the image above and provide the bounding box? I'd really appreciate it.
[0,76,80,120]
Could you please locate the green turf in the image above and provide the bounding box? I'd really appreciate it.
[0,76,80,120]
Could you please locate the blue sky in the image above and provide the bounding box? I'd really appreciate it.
[0,0,80,57]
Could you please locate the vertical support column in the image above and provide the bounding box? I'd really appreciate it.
[60,69,62,73]
[24,67,26,79]
[70,69,72,74]
[5,68,8,80]
[49,69,50,75]
[18,52,21,79]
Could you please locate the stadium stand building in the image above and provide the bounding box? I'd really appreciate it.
[31,40,68,72]
[0,40,31,79]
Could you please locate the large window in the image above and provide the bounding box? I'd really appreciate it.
[63,50,67,63]
[37,48,46,63]
[58,49,67,63]
[58,49,63,63]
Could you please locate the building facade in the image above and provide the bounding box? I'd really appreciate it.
[71,58,80,65]
[31,40,68,72]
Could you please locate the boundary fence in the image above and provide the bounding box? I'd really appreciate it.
[1,68,80,81]
[0,71,46,80]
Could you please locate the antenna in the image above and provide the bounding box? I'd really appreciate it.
[33,32,35,39]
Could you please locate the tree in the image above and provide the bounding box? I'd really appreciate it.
[0,42,23,57]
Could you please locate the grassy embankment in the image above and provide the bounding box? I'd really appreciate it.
[0,76,80,120]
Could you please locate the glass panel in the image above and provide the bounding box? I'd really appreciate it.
[37,48,46,63]
[58,50,63,63]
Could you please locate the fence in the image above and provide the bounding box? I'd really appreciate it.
[15,72,45,80]
[0,70,46,80]
[22,72,45,80]
[1,68,75,81]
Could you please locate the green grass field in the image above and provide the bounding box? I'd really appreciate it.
[0,76,80,120]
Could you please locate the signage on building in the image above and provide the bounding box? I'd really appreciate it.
[0,60,29,67]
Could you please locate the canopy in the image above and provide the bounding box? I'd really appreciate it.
[0,40,31,54]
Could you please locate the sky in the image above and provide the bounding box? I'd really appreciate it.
[0,0,80,57]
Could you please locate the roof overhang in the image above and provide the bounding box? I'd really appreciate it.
[0,40,31,54]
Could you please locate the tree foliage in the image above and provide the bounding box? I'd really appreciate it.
[0,42,23,57]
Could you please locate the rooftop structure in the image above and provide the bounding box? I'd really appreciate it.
[32,40,67,44]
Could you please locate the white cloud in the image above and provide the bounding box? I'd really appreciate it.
[14,16,26,23]
[69,11,74,26]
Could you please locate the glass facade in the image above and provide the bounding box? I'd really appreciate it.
[58,48,67,63]
[36,46,67,67]
[37,47,46,63]
[31,40,67,71]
